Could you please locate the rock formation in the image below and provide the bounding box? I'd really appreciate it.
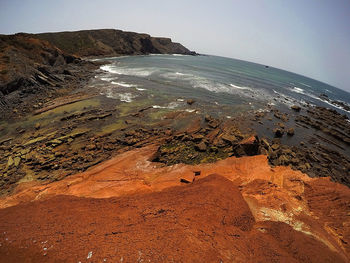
[32,29,197,57]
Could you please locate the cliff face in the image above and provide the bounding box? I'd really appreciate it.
[32,29,196,57]
[0,34,79,95]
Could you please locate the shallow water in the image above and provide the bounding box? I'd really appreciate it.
[94,54,350,117]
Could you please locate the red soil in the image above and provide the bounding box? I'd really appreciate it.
[0,145,349,262]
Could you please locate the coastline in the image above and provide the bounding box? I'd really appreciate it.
[0,32,349,262]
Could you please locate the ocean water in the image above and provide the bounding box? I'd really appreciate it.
[95,54,350,117]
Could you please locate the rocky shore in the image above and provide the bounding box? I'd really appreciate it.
[0,30,349,262]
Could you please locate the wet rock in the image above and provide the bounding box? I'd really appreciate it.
[287,128,295,136]
[186,99,195,105]
[291,105,301,112]
[221,134,237,144]
[238,136,260,156]
[273,128,284,137]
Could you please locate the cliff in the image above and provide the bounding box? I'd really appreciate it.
[32,29,196,57]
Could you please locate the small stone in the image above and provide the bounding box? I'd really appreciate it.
[195,141,207,152]
[273,128,284,137]
[287,128,295,136]
[180,173,194,183]
[291,105,301,112]
[187,99,195,105]
[35,123,41,130]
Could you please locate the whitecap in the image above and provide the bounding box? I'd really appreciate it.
[111,81,137,88]
[100,65,155,77]
[290,87,305,94]
[136,88,146,91]
[229,83,253,91]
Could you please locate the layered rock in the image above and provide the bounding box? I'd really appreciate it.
[0,146,349,262]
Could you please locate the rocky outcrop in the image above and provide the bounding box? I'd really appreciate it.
[32,29,197,57]
[0,146,349,262]
[0,34,98,117]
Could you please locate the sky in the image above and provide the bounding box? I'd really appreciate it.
[1,0,350,92]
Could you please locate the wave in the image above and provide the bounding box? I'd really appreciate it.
[100,77,116,82]
[290,87,305,94]
[316,97,350,113]
[111,81,137,88]
[162,72,194,79]
[229,84,253,91]
[101,64,155,77]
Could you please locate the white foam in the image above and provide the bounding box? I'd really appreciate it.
[100,77,115,82]
[100,65,155,77]
[112,81,137,88]
[117,93,136,103]
[185,109,196,113]
[229,83,253,91]
[316,97,350,113]
[162,72,193,79]
[291,87,305,94]
[152,102,180,109]
[136,88,146,91]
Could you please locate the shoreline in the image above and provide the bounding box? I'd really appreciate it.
[0,33,350,262]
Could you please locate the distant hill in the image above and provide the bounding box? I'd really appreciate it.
[31,29,196,57]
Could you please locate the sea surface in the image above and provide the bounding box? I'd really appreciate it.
[94,54,350,117]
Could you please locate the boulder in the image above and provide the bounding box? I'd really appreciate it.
[291,105,301,112]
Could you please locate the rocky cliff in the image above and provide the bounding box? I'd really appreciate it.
[32,29,196,57]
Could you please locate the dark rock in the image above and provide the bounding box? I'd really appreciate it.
[291,105,301,112]
[194,171,201,176]
[287,128,295,136]
[186,99,195,105]
[273,128,284,137]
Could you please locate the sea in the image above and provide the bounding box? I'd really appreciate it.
[93,54,350,118]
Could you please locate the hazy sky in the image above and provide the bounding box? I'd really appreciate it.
[1,0,349,92]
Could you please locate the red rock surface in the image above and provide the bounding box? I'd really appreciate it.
[0,145,349,262]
